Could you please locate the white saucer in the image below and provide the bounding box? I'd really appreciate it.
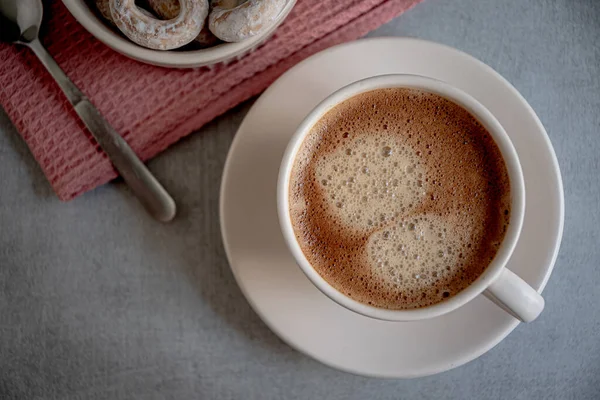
[219,38,564,378]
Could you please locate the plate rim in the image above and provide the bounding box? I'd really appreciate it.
[219,37,565,378]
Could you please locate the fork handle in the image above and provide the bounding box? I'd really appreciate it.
[27,38,176,222]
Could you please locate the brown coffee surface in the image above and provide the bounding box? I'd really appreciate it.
[289,88,511,309]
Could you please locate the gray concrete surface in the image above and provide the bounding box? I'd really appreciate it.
[1,0,598,398]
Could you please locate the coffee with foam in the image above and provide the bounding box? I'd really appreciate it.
[289,88,511,309]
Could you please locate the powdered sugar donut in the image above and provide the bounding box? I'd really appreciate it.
[109,0,209,50]
[194,24,222,47]
[208,0,286,43]
[146,0,221,47]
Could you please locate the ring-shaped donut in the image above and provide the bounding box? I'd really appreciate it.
[146,0,221,47]
[109,0,209,50]
[208,0,287,43]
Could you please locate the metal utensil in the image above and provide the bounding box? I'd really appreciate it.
[0,0,176,222]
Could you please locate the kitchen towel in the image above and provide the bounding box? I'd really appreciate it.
[0,0,422,200]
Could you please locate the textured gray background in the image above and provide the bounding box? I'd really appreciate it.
[1,0,598,398]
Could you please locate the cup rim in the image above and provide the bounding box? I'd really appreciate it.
[277,74,525,321]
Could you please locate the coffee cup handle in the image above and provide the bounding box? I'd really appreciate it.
[483,268,545,322]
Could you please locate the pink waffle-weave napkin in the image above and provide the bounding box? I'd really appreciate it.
[0,0,422,201]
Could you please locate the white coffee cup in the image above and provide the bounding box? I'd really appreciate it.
[277,74,544,323]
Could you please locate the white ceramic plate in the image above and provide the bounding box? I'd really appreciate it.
[62,0,296,68]
[219,38,564,378]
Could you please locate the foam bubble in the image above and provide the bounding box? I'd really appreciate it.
[367,215,465,300]
[314,135,427,230]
